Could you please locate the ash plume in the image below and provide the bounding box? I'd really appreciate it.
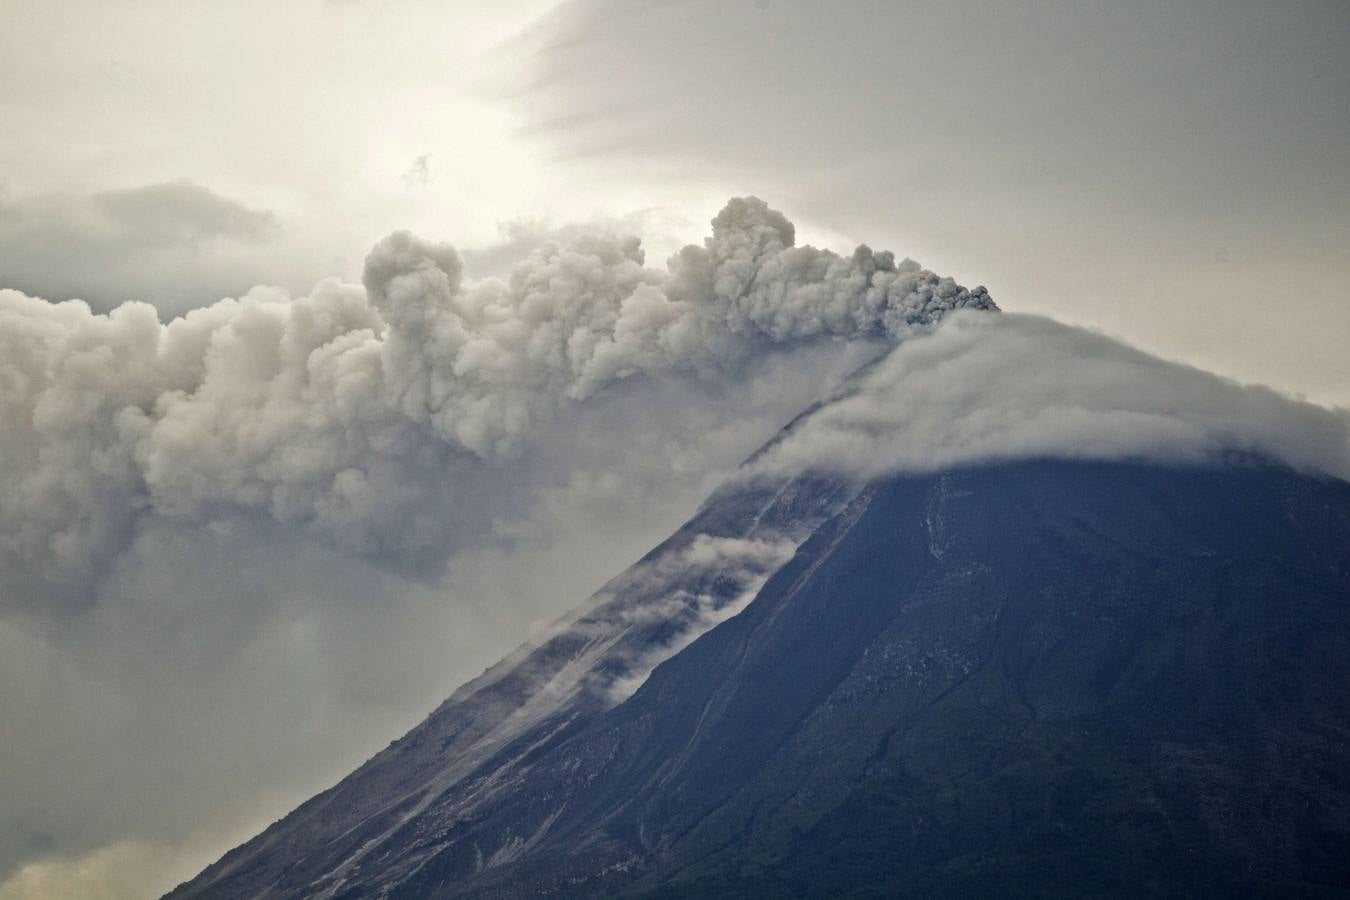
[0,196,993,597]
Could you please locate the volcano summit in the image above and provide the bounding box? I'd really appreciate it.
[168,321,1350,897]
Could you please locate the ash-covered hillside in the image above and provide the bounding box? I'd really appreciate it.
[169,453,1350,899]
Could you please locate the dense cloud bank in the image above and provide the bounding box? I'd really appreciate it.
[0,196,992,600]
[751,312,1350,483]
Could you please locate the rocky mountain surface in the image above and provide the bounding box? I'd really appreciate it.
[169,457,1350,898]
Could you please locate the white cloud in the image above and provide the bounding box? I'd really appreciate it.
[749,312,1350,483]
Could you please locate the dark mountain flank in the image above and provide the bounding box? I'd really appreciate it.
[169,460,1350,899]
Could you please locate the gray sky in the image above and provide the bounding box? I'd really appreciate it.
[3,1,1346,398]
[1,2,1347,897]
[503,0,1350,404]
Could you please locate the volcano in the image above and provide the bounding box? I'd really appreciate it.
[167,450,1350,898]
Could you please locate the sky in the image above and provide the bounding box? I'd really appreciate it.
[1,1,1347,897]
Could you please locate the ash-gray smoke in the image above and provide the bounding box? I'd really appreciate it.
[0,196,993,599]
[0,196,992,895]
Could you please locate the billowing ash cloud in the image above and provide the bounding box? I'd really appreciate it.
[749,312,1350,483]
[366,196,991,443]
[0,196,991,895]
[0,196,993,599]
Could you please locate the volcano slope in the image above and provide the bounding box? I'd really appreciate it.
[169,458,1350,899]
